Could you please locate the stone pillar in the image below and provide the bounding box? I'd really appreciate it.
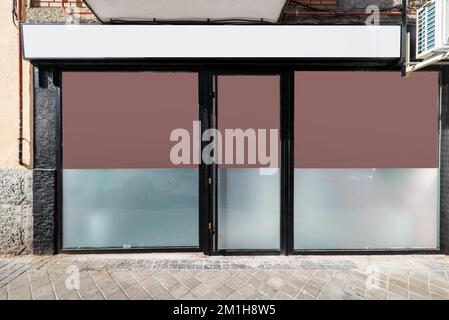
[32,66,58,254]
[440,68,449,253]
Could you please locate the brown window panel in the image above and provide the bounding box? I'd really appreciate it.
[294,72,439,168]
[62,72,199,169]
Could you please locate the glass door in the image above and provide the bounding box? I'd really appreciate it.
[211,74,281,253]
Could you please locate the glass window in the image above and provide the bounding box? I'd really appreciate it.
[62,72,199,249]
[294,72,439,250]
[217,75,281,250]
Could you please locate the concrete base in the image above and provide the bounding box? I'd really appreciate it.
[0,169,33,255]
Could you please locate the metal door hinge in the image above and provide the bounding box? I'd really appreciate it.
[208,222,212,230]
[208,178,212,184]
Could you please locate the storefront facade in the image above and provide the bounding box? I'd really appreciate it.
[22,18,448,255]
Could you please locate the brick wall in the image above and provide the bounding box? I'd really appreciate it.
[295,0,338,10]
[31,0,87,8]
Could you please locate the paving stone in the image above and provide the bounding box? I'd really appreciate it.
[314,270,333,281]
[409,278,428,290]
[159,275,180,290]
[387,283,408,299]
[318,285,345,300]
[295,292,315,300]
[409,293,429,300]
[50,279,77,299]
[429,284,449,298]
[236,283,257,297]
[266,276,285,290]
[214,283,235,299]
[109,291,129,300]
[365,288,387,300]
[191,283,212,298]
[389,277,409,290]
[197,277,219,291]
[7,284,32,300]
[234,271,251,283]
[260,283,278,298]
[145,284,169,298]
[376,279,388,291]
[183,276,201,290]
[409,284,430,298]
[246,276,264,291]
[139,275,160,291]
[429,278,449,290]
[280,282,298,297]
[179,291,197,300]
[194,271,211,282]
[29,275,51,291]
[125,284,151,300]
[386,292,408,300]
[254,271,270,282]
[32,283,55,300]
[410,271,428,283]
[153,290,176,300]
[60,291,81,300]
[273,291,293,300]
[7,274,29,290]
[201,291,222,300]
[327,277,346,289]
[307,277,328,289]
[170,283,190,299]
[78,278,101,298]
[301,284,322,298]
[129,270,153,282]
[0,286,7,300]
[214,271,232,283]
[344,285,365,299]
[83,292,105,300]
[99,284,122,299]
[111,271,137,289]
[173,270,193,282]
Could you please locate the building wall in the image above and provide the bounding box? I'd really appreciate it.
[0,1,33,254]
[441,69,449,253]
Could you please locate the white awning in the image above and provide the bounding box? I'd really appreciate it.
[22,24,401,60]
[84,0,288,23]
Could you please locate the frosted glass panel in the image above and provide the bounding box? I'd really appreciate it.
[218,169,280,250]
[63,169,198,248]
[294,169,438,250]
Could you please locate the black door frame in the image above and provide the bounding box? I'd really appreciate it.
[204,70,295,256]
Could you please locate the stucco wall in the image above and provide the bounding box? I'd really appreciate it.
[0,1,33,255]
[0,1,32,168]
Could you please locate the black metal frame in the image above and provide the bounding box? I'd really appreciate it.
[208,70,285,256]
[401,0,408,76]
[199,70,214,255]
[55,75,62,254]
[57,68,207,254]
[42,53,442,256]
[281,71,295,255]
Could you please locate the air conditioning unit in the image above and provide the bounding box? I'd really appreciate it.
[416,0,449,59]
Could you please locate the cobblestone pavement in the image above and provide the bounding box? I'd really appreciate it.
[1,254,449,300]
